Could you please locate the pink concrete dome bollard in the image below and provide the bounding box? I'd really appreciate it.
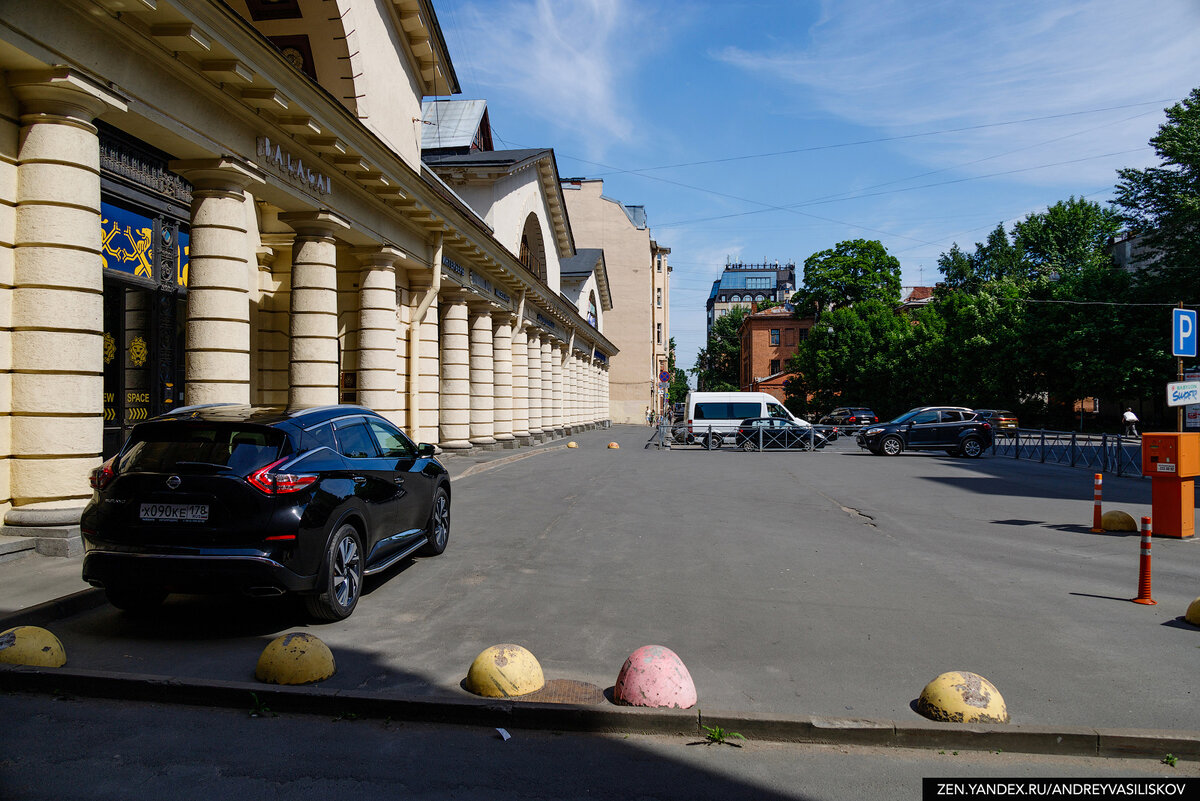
[613,644,697,708]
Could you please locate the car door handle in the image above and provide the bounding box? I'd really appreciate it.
[352,475,368,484]
[393,476,405,485]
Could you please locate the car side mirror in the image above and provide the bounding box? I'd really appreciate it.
[416,443,436,458]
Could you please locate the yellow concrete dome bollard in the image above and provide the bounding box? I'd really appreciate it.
[916,670,1009,724]
[465,643,545,698]
[567,441,578,448]
[607,442,620,449]
[1101,510,1137,532]
[1185,597,1200,627]
[0,626,66,667]
[255,632,336,685]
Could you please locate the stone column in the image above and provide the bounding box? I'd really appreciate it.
[493,314,514,444]
[552,341,565,433]
[510,321,530,441]
[438,291,471,450]
[467,301,495,447]
[526,329,542,436]
[279,211,348,409]
[408,270,440,443]
[540,333,552,438]
[172,157,265,406]
[353,246,404,423]
[4,70,125,536]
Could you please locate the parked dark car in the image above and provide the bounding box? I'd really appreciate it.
[974,408,1019,437]
[80,404,450,620]
[856,406,993,457]
[736,417,830,451]
[818,407,879,430]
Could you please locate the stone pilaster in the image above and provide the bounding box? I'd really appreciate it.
[467,301,495,447]
[5,70,125,536]
[278,211,348,409]
[510,322,530,440]
[172,157,265,407]
[540,333,554,437]
[438,291,471,450]
[493,314,514,443]
[353,246,404,424]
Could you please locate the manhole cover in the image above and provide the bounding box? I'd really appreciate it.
[517,679,606,705]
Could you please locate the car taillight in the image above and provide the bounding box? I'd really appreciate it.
[687,419,693,434]
[982,422,992,430]
[90,456,116,490]
[247,457,317,495]
[849,416,857,423]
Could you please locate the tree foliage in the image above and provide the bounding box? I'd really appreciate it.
[793,239,902,314]
[1113,87,1200,298]
[693,306,749,391]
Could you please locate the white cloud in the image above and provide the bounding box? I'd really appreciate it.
[714,0,1200,185]
[443,0,648,155]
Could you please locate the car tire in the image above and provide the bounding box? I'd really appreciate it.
[305,522,364,622]
[701,433,723,449]
[421,486,450,556]
[105,585,166,614]
[880,435,903,456]
[960,436,983,458]
[741,439,758,452]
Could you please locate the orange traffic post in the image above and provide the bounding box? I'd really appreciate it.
[1091,473,1103,532]
[1132,516,1157,606]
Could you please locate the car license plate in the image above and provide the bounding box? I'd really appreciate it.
[139,502,209,522]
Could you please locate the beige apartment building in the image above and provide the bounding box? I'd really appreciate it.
[0,0,614,557]
[562,179,670,423]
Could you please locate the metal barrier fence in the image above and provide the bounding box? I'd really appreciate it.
[991,429,1144,477]
[647,421,837,452]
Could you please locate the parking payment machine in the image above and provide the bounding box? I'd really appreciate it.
[1141,432,1199,538]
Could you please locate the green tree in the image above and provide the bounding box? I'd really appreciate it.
[665,338,689,404]
[1112,87,1200,297]
[694,306,750,391]
[793,239,902,313]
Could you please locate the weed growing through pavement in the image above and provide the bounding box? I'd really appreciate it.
[248,692,275,718]
[692,711,744,747]
[1163,754,1178,767]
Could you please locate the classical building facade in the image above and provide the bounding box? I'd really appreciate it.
[561,179,670,423]
[0,0,614,557]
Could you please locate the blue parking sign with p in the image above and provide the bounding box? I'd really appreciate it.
[1174,308,1197,357]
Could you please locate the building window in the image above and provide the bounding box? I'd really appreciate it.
[656,323,662,344]
[770,359,781,374]
[656,256,662,272]
[770,329,780,346]
[656,287,662,308]
[798,328,808,339]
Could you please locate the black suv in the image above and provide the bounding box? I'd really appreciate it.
[856,406,992,457]
[81,404,450,620]
[818,407,879,430]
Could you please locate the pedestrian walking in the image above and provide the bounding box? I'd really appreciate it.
[1122,407,1139,437]
[645,406,653,426]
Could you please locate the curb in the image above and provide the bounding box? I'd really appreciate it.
[0,588,106,630]
[1,665,1197,760]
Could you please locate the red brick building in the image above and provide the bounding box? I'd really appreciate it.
[739,306,814,403]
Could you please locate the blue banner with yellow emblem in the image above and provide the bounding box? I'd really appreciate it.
[101,202,189,286]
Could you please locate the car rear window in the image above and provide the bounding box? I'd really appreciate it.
[694,402,760,420]
[118,423,287,475]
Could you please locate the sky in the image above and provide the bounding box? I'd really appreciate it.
[431,0,1200,375]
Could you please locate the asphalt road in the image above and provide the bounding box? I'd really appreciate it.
[17,425,1200,730]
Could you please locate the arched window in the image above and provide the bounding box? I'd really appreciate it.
[729,294,741,302]
[755,294,765,302]
[519,213,547,282]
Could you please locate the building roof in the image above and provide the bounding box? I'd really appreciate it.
[423,148,575,258]
[558,248,612,311]
[421,99,491,152]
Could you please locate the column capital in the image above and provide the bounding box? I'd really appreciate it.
[170,156,266,192]
[278,209,350,239]
[352,245,407,268]
[8,68,128,120]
